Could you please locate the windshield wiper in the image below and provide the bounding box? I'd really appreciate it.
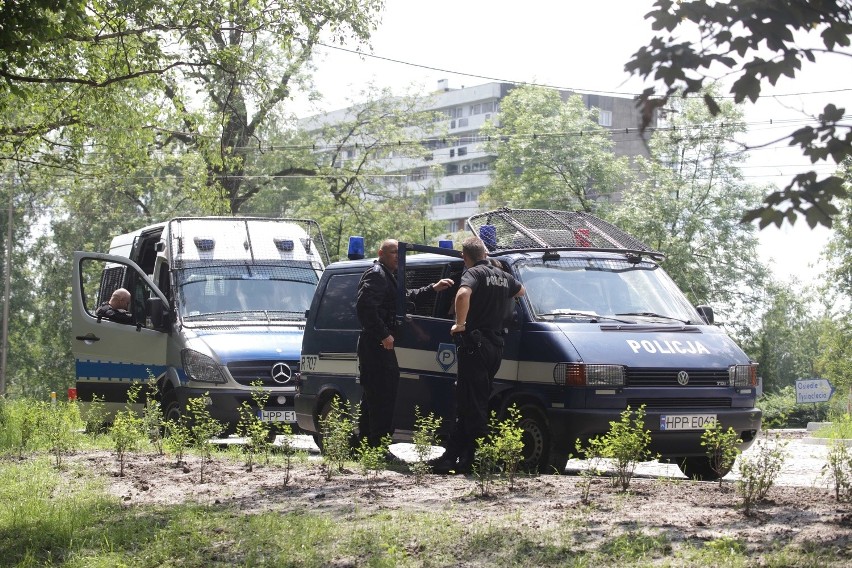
[615,312,691,324]
[538,310,632,324]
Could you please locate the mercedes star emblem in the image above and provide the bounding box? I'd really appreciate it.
[270,362,293,384]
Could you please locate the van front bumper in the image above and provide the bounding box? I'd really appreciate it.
[547,406,763,458]
[173,386,299,433]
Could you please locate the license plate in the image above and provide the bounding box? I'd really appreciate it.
[258,409,296,423]
[659,414,716,431]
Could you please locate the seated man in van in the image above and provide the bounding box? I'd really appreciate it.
[95,288,134,325]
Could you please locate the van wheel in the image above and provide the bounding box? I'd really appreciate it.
[162,390,183,424]
[313,397,361,453]
[677,456,729,481]
[515,404,555,474]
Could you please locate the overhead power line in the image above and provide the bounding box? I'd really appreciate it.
[313,41,852,100]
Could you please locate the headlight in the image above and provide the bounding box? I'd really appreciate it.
[182,349,227,384]
[729,364,758,387]
[554,363,625,386]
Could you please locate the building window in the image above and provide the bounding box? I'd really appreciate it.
[598,110,612,127]
[457,118,468,128]
[457,147,467,156]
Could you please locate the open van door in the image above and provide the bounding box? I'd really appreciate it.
[71,252,170,413]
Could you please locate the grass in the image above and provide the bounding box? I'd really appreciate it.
[1,452,849,567]
[813,413,852,440]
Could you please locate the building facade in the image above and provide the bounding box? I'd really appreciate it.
[302,80,655,234]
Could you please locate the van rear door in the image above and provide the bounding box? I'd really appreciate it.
[71,252,169,408]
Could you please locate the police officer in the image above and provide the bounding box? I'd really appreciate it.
[432,236,525,474]
[95,288,135,325]
[356,239,454,449]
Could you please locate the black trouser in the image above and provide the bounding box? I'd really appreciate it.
[357,333,400,447]
[447,329,504,463]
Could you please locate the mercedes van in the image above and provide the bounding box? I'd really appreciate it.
[295,208,761,478]
[71,217,328,431]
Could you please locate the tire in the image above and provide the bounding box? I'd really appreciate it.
[313,396,362,453]
[161,389,183,424]
[515,404,560,474]
[677,456,730,481]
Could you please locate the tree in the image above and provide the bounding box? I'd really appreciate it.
[479,85,633,213]
[625,0,852,229]
[740,282,824,393]
[822,159,852,301]
[284,87,446,259]
[612,89,770,336]
[2,1,386,215]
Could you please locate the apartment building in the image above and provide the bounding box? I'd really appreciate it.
[302,80,654,234]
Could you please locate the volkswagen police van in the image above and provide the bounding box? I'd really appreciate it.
[71,217,328,431]
[295,208,761,479]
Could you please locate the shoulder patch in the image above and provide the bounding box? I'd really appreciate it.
[370,263,382,273]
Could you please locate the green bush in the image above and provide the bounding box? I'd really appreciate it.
[758,386,830,428]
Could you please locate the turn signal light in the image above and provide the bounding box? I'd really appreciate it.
[554,363,625,386]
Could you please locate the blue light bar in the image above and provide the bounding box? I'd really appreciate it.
[479,224,497,251]
[438,239,453,249]
[348,236,365,260]
[274,238,294,251]
[193,237,215,251]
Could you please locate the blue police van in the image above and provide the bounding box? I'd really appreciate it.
[295,208,761,478]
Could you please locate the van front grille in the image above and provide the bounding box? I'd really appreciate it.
[627,397,732,408]
[227,360,300,387]
[626,368,729,387]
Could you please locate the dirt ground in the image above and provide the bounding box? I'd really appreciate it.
[65,430,852,559]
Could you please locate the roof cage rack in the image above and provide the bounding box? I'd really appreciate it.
[465,207,664,260]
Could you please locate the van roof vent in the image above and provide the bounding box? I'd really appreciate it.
[466,208,664,260]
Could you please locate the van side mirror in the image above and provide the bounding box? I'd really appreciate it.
[148,297,171,330]
[696,305,714,325]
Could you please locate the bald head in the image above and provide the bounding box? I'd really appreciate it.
[109,288,131,310]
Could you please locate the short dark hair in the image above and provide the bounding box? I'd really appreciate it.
[461,236,487,261]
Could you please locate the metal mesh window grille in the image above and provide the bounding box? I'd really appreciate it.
[466,208,662,259]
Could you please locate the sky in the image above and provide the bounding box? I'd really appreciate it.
[294,0,849,287]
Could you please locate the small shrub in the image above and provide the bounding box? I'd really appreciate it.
[473,407,526,496]
[236,381,275,471]
[143,373,164,455]
[84,394,108,435]
[813,412,852,439]
[163,415,191,467]
[821,440,852,502]
[110,384,145,477]
[186,393,224,483]
[736,431,787,515]
[44,402,77,469]
[319,396,359,480]
[582,405,654,491]
[356,434,392,488]
[274,422,296,486]
[701,421,742,487]
[573,438,607,504]
[410,406,442,484]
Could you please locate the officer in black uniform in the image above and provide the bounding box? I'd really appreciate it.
[356,239,454,448]
[95,288,135,325]
[432,236,524,474]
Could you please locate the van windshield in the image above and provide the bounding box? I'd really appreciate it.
[516,257,702,324]
[175,261,319,322]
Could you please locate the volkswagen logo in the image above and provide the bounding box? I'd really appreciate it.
[677,371,689,386]
[270,362,293,384]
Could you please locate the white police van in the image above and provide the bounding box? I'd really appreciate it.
[295,208,761,478]
[71,217,328,431]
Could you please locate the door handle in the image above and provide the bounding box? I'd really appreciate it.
[75,333,100,342]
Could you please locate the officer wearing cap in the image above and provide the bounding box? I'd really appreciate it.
[356,239,454,449]
[432,236,525,474]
